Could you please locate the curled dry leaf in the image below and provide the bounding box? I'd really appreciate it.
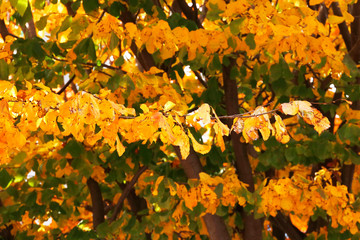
[242,106,273,142]
[232,117,244,134]
[186,103,212,130]
[281,101,330,134]
[274,114,290,144]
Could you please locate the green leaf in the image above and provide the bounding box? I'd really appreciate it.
[96,222,111,237]
[214,183,223,198]
[343,54,360,77]
[57,15,72,37]
[0,59,9,80]
[123,216,136,232]
[227,36,237,49]
[109,32,119,50]
[115,56,125,66]
[35,15,49,31]
[34,0,45,9]
[315,56,327,69]
[107,74,121,91]
[74,37,96,61]
[229,18,245,35]
[25,191,37,206]
[245,33,256,50]
[338,123,360,145]
[66,227,96,239]
[206,3,224,21]
[16,0,28,16]
[83,0,98,13]
[0,169,12,188]
[109,2,125,18]
[13,151,27,164]
[63,140,85,158]
[316,188,326,199]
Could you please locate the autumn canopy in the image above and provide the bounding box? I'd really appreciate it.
[1,0,360,239]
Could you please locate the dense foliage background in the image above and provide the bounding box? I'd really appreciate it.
[1,0,360,239]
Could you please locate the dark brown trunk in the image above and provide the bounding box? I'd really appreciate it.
[87,177,105,229]
[222,63,262,240]
[174,146,231,240]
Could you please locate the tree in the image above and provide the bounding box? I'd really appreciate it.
[1,0,360,239]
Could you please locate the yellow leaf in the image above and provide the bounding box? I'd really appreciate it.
[0,81,17,100]
[280,197,294,211]
[309,0,323,5]
[116,136,125,157]
[125,22,138,38]
[164,101,176,112]
[290,214,309,233]
[343,11,354,23]
[25,80,32,90]
[173,126,190,158]
[346,109,360,121]
[188,129,212,155]
[34,82,52,92]
[242,117,259,143]
[302,108,330,134]
[254,106,273,141]
[168,181,178,196]
[274,115,290,144]
[214,123,226,151]
[140,104,149,113]
[189,103,212,126]
[175,70,184,92]
[328,15,345,24]
[91,166,106,182]
[296,101,313,113]
[232,117,244,134]
[199,172,211,182]
[281,102,298,115]
[212,107,229,136]
[152,176,164,196]
[313,115,331,134]
[0,52,8,59]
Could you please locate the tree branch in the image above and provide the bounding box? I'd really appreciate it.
[116,181,148,220]
[331,2,352,51]
[174,0,203,28]
[57,75,76,95]
[0,19,19,40]
[65,1,76,17]
[109,166,148,223]
[194,70,208,88]
[87,177,105,229]
[270,212,306,240]
[0,19,10,40]
[351,1,360,46]
[317,4,328,25]
[19,2,37,39]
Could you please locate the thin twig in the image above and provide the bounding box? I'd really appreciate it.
[306,64,322,81]
[193,71,208,88]
[163,0,175,13]
[96,10,106,24]
[57,75,76,95]
[109,166,148,223]
[216,108,279,119]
